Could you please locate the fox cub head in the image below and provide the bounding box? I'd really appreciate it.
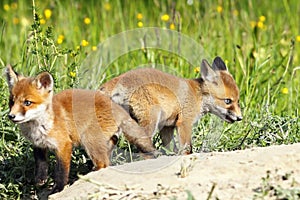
[6,65,54,124]
[201,57,242,123]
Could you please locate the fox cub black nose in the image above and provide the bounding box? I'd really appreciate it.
[8,114,15,120]
[236,116,243,121]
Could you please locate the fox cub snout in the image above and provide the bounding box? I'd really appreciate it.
[100,56,242,154]
[6,66,156,194]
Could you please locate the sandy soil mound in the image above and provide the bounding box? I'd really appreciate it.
[50,143,300,199]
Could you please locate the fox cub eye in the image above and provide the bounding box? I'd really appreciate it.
[224,99,232,105]
[24,100,32,106]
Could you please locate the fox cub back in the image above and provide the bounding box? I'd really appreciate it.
[6,66,155,194]
[100,56,242,154]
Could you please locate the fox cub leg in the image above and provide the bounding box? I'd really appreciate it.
[176,122,193,154]
[34,147,49,186]
[51,141,73,194]
[93,136,118,170]
[132,104,177,154]
[134,105,165,142]
[120,118,158,157]
[81,134,115,171]
[159,126,178,152]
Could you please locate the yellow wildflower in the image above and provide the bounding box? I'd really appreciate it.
[57,35,64,44]
[76,45,80,50]
[58,34,65,40]
[250,21,256,28]
[69,71,76,78]
[11,2,18,10]
[137,21,143,28]
[161,14,170,22]
[170,23,175,30]
[92,46,97,51]
[84,17,91,25]
[57,38,63,44]
[40,18,46,25]
[259,15,266,22]
[21,17,30,27]
[233,9,239,16]
[44,9,52,19]
[81,39,89,47]
[296,35,300,42]
[252,50,258,58]
[257,21,264,29]
[137,13,143,20]
[281,87,288,94]
[217,6,223,13]
[194,67,200,73]
[4,4,10,11]
[13,17,20,25]
[104,2,111,11]
[225,60,229,66]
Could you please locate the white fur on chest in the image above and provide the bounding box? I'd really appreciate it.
[20,116,57,150]
[192,96,210,124]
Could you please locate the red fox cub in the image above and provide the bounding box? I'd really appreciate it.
[100,56,242,154]
[6,66,156,194]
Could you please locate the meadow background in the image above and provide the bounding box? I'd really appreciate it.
[0,0,299,198]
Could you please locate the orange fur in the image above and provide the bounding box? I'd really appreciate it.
[100,57,242,154]
[6,66,155,194]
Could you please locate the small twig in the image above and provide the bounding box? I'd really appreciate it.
[206,182,216,200]
[178,156,197,178]
[237,123,251,149]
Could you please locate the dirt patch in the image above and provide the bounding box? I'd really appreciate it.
[50,143,300,199]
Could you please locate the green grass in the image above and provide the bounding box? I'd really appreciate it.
[0,0,299,198]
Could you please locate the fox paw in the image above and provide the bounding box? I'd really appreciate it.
[178,145,192,155]
[35,165,48,186]
[35,177,48,186]
[141,150,162,159]
[50,183,65,195]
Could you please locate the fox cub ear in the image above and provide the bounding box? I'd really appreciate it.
[212,56,228,71]
[5,64,24,91]
[34,72,54,93]
[201,59,218,82]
